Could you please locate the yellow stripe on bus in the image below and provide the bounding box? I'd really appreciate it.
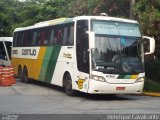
[33,47,46,80]
[131,75,138,79]
[11,47,47,80]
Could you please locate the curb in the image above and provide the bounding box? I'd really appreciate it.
[142,92,160,97]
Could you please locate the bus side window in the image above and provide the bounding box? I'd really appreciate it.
[62,24,74,45]
[17,32,22,46]
[39,31,46,45]
[63,27,68,44]
[69,25,74,45]
[21,33,24,46]
[31,31,38,46]
[50,29,55,44]
[39,30,49,45]
[57,28,63,44]
[22,31,29,46]
[44,29,50,45]
[13,33,18,47]
[53,29,58,44]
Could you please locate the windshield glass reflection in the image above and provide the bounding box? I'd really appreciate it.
[92,35,144,74]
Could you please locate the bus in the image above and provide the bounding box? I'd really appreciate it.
[0,37,12,66]
[12,16,155,96]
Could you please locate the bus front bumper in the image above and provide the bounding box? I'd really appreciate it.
[88,80,144,94]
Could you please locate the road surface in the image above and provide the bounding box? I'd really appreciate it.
[0,79,160,119]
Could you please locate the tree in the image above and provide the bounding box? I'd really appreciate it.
[134,0,160,58]
[0,0,72,36]
[130,0,135,19]
[68,0,133,18]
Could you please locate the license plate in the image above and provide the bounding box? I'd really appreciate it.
[116,87,125,91]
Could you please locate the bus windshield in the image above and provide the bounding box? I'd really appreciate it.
[91,20,144,74]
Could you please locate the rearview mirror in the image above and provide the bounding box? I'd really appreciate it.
[87,31,95,49]
[143,36,155,55]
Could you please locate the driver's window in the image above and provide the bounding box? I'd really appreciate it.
[76,20,89,73]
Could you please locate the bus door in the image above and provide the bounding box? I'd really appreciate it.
[76,20,90,92]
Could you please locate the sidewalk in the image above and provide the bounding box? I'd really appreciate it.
[142,92,160,97]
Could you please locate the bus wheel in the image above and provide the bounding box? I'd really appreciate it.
[64,74,76,96]
[20,70,24,82]
[20,68,29,83]
[18,66,22,78]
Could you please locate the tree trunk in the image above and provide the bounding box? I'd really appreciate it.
[129,0,135,19]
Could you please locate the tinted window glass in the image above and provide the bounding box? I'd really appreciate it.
[31,31,38,46]
[13,22,74,46]
[13,33,18,47]
[62,23,74,45]
[69,25,74,44]
[57,28,63,44]
[22,31,29,46]
[0,42,6,60]
[76,20,89,73]
[17,32,22,46]
[50,29,55,44]
[38,29,50,45]
[4,41,12,59]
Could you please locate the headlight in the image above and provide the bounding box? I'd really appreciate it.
[135,77,145,83]
[90,75,106,82]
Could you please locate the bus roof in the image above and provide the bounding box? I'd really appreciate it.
[0,37,13,42]
[74,16,138,24]
[14,16,138,32]
[14,18,74,32]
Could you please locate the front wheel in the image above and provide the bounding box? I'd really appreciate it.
[64,74,76,96]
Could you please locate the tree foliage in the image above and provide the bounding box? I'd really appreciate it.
[134,0,160,58]
[68,0,131,17]
[0,0,72,36]
[0,0,137,36]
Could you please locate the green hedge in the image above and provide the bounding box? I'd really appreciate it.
[144,61,160,92]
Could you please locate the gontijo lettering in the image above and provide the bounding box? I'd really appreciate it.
[22,49,36,56]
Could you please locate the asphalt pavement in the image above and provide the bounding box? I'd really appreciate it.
[0,79,160,120]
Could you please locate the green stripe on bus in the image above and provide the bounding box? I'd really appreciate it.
[117,75,132,79]
[117,75,126,79]
[38,47,54,82]
[124,75,131,79]
[45,45,61,83]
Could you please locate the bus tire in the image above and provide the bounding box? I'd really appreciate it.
[18,65,22,78]
[20,73,24,82]
[64,74,76,96]
[20,68,29,83]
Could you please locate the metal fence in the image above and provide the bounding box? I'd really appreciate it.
[144,60,160,92]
